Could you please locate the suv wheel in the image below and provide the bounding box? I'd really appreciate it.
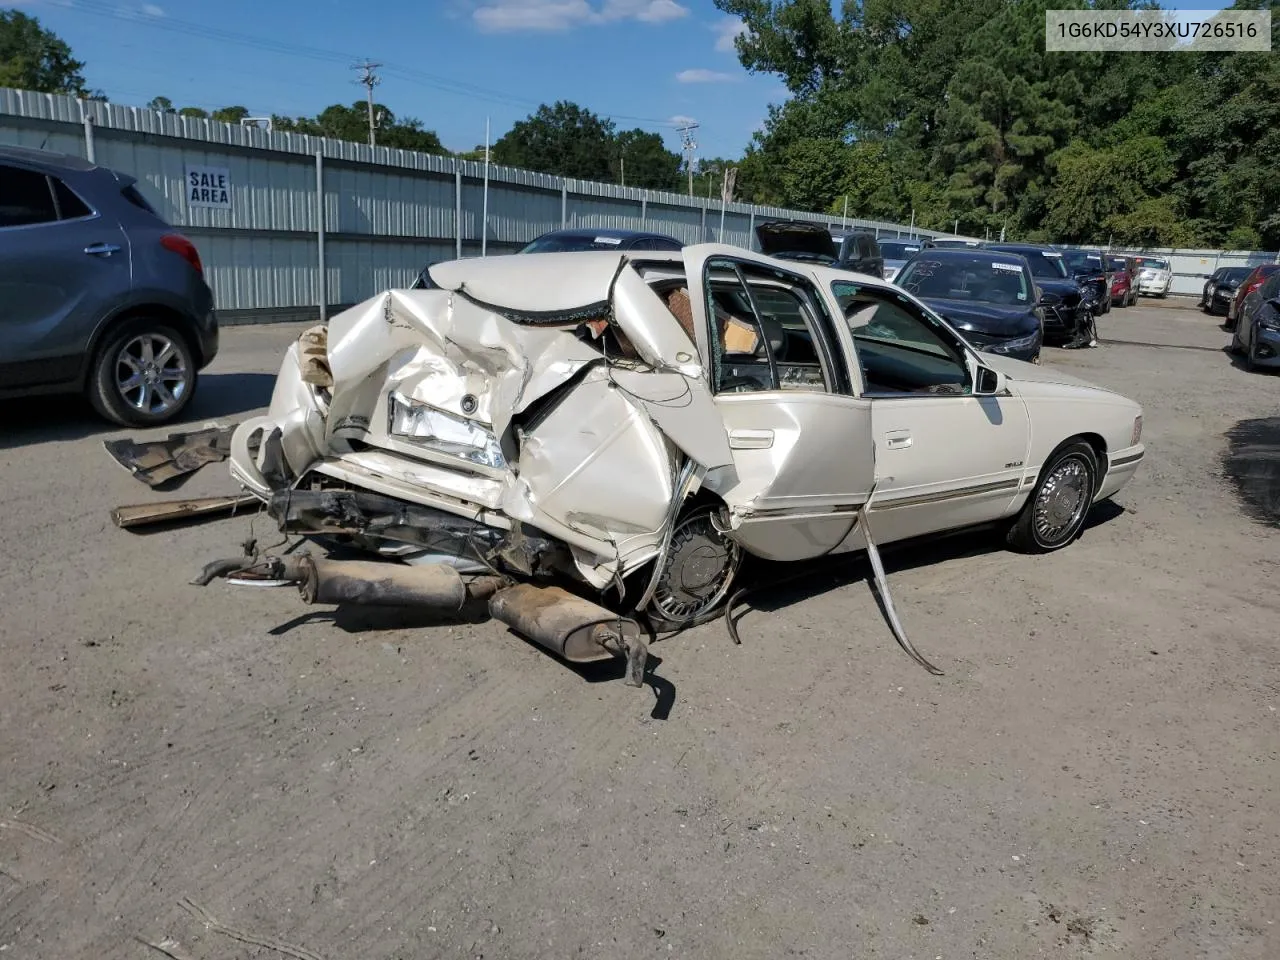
[89,319,197,427]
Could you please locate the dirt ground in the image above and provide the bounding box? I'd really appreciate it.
[1,300,1277,960]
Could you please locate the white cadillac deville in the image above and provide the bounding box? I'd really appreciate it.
[221,244,1144,677]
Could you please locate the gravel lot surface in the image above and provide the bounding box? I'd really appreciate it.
[1,301,1277,960]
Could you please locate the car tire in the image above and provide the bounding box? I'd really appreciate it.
[1229,329,1244,355]
[88,318,198,427]
[1245,328,1258,373]
[637,503,743,633]
[1006,440,1099,554]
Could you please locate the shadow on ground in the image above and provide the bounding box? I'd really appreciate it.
[0,372,276,450]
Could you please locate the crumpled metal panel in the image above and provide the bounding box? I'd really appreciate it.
[243,282,733,585]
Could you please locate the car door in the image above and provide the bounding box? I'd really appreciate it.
[829,279,1031,544]
[682,249,876,561]
[0,162,131,389]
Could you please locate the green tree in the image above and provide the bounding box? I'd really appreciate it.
[178,106,209,119]
[615,129,682,190]
[211,105,250,124]
[272,102,445,153]
[492,101,617,181]
[0,9,87,95]
[146,96,175,113]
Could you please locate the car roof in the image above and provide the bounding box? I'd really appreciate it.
[986,243,1057,253]
[535,227,679,241]
[0,143,98,172]
[907,247,1029,266]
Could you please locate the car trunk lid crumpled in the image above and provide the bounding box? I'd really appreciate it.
[230,256,734,588]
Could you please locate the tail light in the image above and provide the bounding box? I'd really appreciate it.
[160,233,204,277]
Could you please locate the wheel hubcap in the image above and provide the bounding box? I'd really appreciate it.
[650,511,741,625]
[1033,456,1091,545]
[116,334,187,415]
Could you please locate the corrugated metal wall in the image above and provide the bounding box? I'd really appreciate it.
[5,88,1275,320]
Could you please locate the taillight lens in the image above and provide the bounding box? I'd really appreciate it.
[160,233,204,277]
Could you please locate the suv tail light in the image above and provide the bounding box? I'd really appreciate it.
[160,233,204,277]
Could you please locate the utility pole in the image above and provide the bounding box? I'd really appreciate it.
[353,59,382,147]
[677,120,699,197]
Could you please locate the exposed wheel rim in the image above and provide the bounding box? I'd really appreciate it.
[649,510,741,625]
[114,333,188,415]
[1032,454,1093,548]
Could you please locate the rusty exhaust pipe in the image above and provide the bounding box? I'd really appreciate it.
[488,583,649,687]
[217,555,470,612]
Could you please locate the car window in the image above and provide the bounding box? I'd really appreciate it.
[831,280,972,397]
[51,179,92,219]
[992,248,1068,279]
[1259,272,1280,299]
[0,165,58,228]
[701,257,847,395]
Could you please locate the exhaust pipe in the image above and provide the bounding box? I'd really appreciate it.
[489,583,649,687]
[213,554,470,612]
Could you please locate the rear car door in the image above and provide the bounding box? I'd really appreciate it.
[830,279,1031,544]
[0,162,131,390]
[683,250,877,561]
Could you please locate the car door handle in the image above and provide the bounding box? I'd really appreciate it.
[729,428,774,450]
[884,430,912,449]
[84,243,121,257]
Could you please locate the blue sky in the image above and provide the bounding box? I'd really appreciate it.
[13,0,1235,160]
[14,0,787,159]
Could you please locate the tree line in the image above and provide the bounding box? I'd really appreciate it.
[715,0,1280,249]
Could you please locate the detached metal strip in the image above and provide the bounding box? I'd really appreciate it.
[861,484,945,676]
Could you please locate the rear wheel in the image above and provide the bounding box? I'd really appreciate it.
[641,504,743,632]
[88,319,197,427]
[1007,441,1098,554]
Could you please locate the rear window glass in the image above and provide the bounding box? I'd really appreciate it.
[52,179,92,219]
[122,184,159,216]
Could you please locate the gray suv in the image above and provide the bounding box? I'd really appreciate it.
[0,145,218,426]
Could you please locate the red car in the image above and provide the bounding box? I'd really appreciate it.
[1108,255,1136,307]
[1227,264,1280,330]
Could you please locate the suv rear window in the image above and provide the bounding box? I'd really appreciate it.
[122,184,159,216]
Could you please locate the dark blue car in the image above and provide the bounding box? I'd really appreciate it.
[894,248,1044,362]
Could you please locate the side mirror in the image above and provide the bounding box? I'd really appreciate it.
[974,364,1008,396]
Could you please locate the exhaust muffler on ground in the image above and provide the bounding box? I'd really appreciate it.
[488,583,649,687]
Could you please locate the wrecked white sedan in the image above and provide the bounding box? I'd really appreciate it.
[216,244,1144,683]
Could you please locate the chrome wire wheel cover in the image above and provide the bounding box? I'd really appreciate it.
[1033,454,1092,546]
[649,510,742,625]
[115,333,188,415]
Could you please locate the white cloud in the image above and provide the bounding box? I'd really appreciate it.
[141,3,165,15]
[473,0,689,32]
[676,68,738,84]
[713,16,747,52]
[668,114,698,127]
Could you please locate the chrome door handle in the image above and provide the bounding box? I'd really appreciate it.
[84,243,121,257]
[885,430,912,449]
[729,428,774,450]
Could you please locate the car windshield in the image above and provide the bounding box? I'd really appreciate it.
[1142,258,1170,271]
[520,234,630,253]
[1108,258,1129,271]
[1064,250,1105,274]
[879,240,922,259]
[896,256,1031,305]
[991,248,1068,279]
[1220,266,1252,282]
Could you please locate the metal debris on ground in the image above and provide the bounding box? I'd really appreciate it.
[103,423,238,488]
[111,494,259,530]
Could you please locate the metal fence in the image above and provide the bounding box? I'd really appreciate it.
[1,89,938,324]
[4,89,1276,321]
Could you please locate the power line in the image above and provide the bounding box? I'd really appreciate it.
[55,0,682,129]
